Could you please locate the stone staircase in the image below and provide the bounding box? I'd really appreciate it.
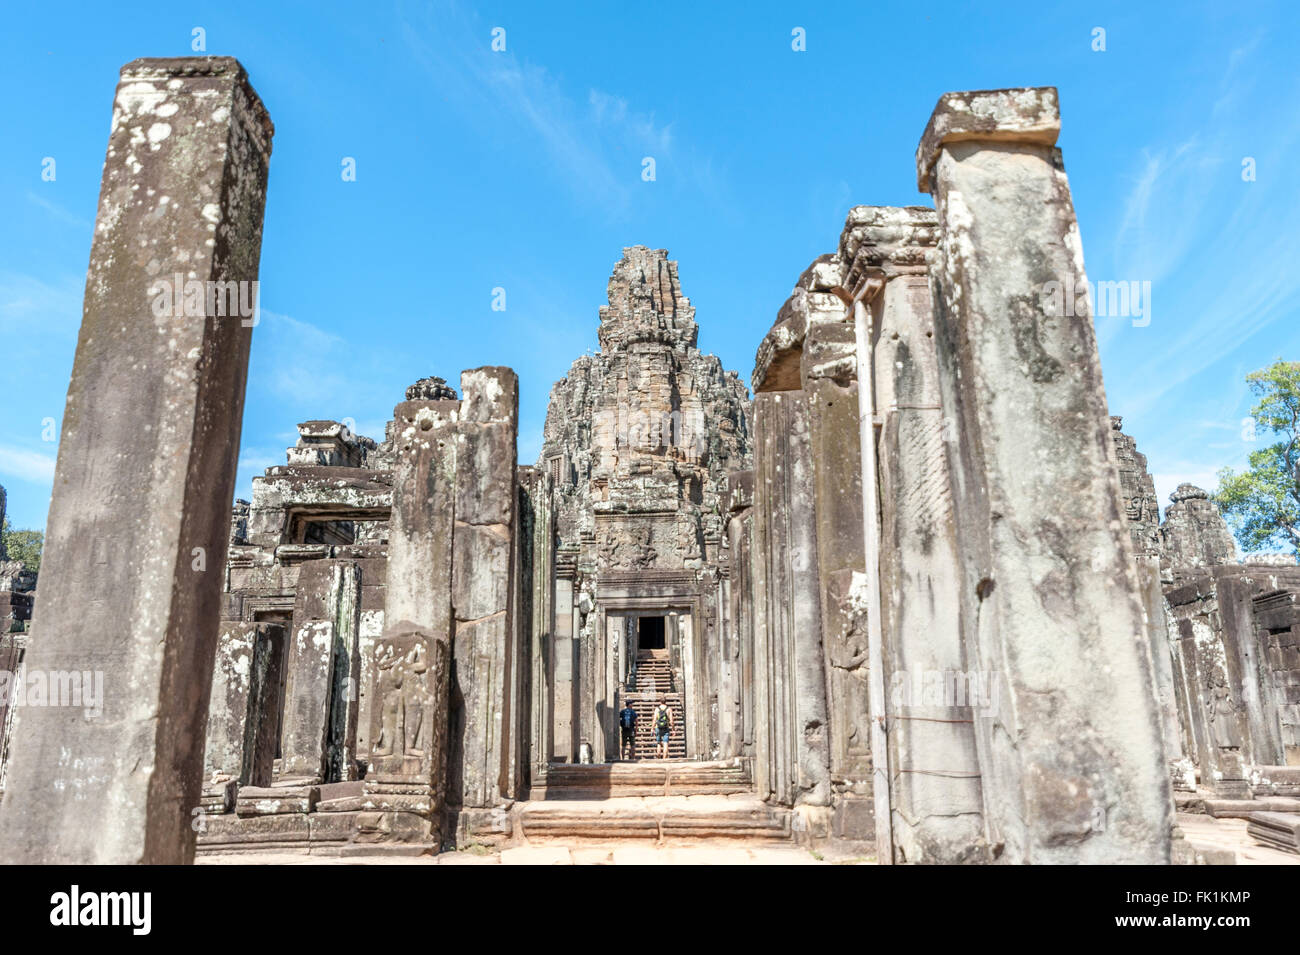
[623,655,684,760]
[536,759,752,800]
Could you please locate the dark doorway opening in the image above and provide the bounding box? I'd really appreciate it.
[638,615,666,651]
[253,611,291,763]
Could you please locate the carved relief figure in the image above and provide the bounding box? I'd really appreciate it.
[373,639,430,757]
[1205,677,1242,750]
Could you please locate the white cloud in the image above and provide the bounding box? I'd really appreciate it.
[237,450,281,473]
[398,0,681,212]
[0,444,57,483]
[0,269,82,335]
[1103,51,1300,418]
[26,190,92,231]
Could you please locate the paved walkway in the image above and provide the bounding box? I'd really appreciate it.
[198,844,839,865]
[1177,812,1300,865]
[197,813,1295,865]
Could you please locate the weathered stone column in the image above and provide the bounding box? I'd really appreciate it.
[917,87,1170,863]
[552,556,578,762]
[750,391,830,810]
[450,367,518,809]
[203,621,285,789]
[842,205,987,863]
[279,560,362,783]
[362,397,459,846]
[0,632,27,794]
[1109,417,1188,781]
[795,259,876,840]
[721,471,755,760]
[0,57,272,864]
[521,468,555,780]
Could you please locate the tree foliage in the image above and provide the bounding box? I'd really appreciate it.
[1,518,43,573]
[1215,360,1300,555]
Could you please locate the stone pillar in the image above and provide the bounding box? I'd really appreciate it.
[1138,556,1188,779]
[1172,602,1251,797]
[0,57,272,864]
[0,632,27,794]
[797,264,874,839]
[552,562,577,762]
[277,560,362,783]
[204,621,286,788]
[751,391,830,808]
[522,469,554,780]
[841,205,987,862]
[1109,418,1188,781]
[450,367,518,809]
[363,397,459,846]
[508,470,535,797]
[917,87,1170,863]
[721,473,754,762]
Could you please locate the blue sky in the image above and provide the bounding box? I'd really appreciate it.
[2,0,1298,534]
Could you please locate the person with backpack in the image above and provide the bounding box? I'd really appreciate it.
[653,697,674,760]
[618,698,638,761]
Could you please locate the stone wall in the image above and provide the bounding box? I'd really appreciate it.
[198,368,525,851]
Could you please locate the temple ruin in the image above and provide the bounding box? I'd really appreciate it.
[1,61,1297,863]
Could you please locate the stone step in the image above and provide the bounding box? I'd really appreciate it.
[1252,766,1300,797]
[537,760,751,799]
[1246,811,1300,854]
[517,796,790,845]
[1204,796,1300,818]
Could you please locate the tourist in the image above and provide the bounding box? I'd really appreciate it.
[618,699,637,761]
[653,697,674,760]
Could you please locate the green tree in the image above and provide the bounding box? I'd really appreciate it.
[1216,360,1300,555]
[1,518,43,573]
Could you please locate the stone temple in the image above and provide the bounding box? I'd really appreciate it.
[1,61,1298,863]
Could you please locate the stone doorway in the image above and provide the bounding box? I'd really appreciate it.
[636,615,666,653]
[614,611,687,762]
[252,611,291,767]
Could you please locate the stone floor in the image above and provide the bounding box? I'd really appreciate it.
[1177,811,1300,865]
[197,810,1296,865]
[198,844,843,865]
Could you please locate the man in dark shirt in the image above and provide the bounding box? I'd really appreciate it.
[618,699,637,761]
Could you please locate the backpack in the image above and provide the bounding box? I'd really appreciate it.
[620,707,635,729]
[656,706,670,732]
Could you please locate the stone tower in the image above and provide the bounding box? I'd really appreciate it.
[534,246,751,766]
[540,247,750,569]
[1111,417,1163,558]
[1161,483,1239,568]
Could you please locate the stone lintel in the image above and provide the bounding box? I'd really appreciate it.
[839,205,939,291]
[752,256,846,393]
[297,419,357,439]
[915,86,1060,192]
[258,466,393,484]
